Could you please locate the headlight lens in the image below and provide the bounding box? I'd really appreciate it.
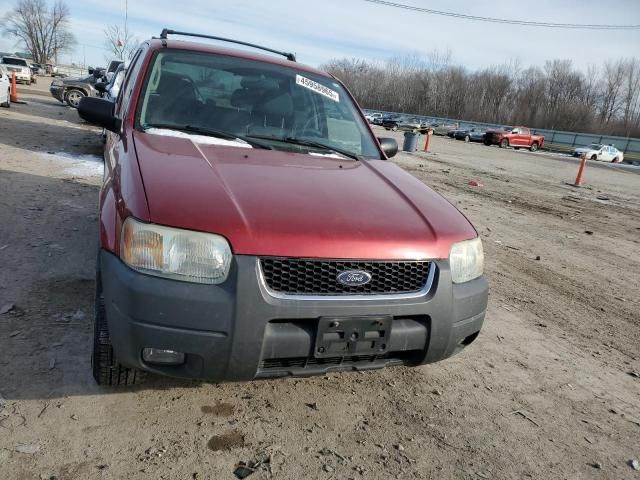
[449,237,484,283]
[120,217,232,284]
[51,79,63,86]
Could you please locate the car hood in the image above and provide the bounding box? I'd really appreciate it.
[574,147,595,153]
[63,79,92,86]
[132,130,476,259]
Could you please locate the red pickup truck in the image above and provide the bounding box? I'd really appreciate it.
[77,29,488,385]
[484,126,544,151]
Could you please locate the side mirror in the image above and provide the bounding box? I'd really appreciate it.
[378,137,398,159]
[93,70,103,79]
[94,82,107,93]
[78,97,121,132]
[88,67,94,74]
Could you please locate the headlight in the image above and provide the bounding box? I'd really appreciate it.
[449,237,484,283]
[51,79,63,86]
[120,217,232,284]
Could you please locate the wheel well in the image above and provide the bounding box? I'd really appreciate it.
[66,87,87,96]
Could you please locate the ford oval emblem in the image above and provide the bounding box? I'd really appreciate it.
[337,270,372,286]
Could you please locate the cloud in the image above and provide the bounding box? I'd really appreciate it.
[2,0,639,71]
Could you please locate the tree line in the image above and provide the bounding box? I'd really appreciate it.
[323,54,640,138]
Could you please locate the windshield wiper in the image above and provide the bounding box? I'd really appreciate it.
[246,135,360,160]
[142,123,272,150]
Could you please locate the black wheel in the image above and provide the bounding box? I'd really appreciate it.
[590,154,597,161]
[65,89,85,108]
[500,139,509,148]
[612,157,619,163]
[93,272,146,386]
[464,135,470,142]
[530,142,539,152]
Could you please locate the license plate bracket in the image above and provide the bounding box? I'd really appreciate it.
[314,316,392,358]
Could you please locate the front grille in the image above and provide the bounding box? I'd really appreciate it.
[260,354,388,370]
[260,258,431,296]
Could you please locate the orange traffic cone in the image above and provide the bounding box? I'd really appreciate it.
[10,72,18,103]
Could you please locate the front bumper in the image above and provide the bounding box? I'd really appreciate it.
[100,250,488,381]
[49,86,64,102]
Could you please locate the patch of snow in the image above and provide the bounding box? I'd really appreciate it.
[309,152,345,159]
[144,128,252,149]
[39,152,104,177]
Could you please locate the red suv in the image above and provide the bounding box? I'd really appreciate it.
[79,30,488,386]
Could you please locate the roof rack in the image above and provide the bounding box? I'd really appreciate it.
[159,29,296,62]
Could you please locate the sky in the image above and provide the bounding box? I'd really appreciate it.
[1,0,639,71]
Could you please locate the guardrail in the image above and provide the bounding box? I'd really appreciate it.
[365,110,640,163]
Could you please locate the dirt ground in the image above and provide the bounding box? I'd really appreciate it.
[0,94,639,480]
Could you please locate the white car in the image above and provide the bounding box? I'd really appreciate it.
[0,56,32,84]
[0,65,11,107]
[365,112,383,124]
[573,143,624,163]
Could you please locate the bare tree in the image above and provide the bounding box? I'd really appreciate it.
[2,0,75,64]
[620,58,640,135]
[104,24,137,61]
[323,54,640,137]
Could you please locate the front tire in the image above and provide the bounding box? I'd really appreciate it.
[530,142,539,152]
[500,139,509,148]
[65,89,85,108]
[464,135,470,142]
[92,273,146,386]
[590,154,598,161]
[612,157,619,163]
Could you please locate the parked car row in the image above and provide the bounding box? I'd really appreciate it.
[368,113,623,161]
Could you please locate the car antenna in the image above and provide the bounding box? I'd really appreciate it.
[158,28,297,62]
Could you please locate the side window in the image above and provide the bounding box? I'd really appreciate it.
[521,127,530,135]
[511,128,519,134]
[115,46,147,118]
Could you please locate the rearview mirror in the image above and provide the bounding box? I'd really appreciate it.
[78,97,121,132]
[378,137,398,159]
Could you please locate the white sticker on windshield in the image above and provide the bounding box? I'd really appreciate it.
[296,74,339,102]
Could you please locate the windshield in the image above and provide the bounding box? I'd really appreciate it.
[2,58,28,67]
[136,50,381,158]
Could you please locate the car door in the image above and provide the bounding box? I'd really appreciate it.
[0,66,9,102]
[510,128,522,146]
[519,127,530,146]
[598,147,610,161]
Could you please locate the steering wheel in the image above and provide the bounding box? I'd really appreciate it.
[298,112,325,136]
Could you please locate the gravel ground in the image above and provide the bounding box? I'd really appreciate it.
[0,97,639,480]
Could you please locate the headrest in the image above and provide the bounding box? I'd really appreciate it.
[240,76,280,90]
[256,92,293,116]
[230,88,257,108]
[156,72,193,95]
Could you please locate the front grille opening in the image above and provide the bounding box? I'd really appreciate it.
[259,351,421,371]
[260,258,431,295]
[461,331,480,346]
